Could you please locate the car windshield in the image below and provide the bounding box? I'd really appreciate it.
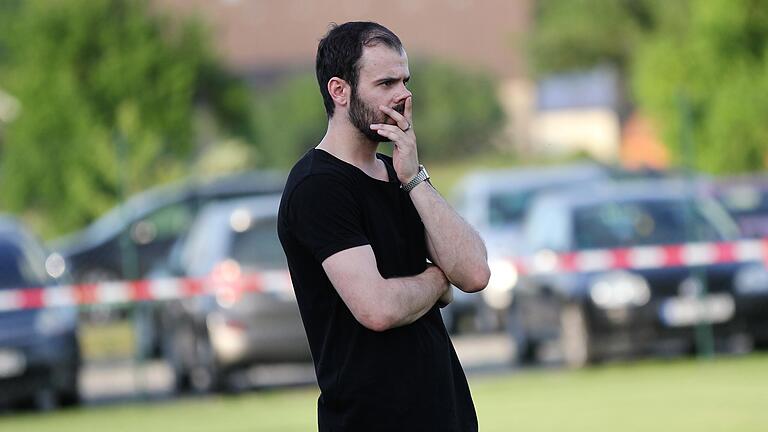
[0,239,47,290]
[230,217,286,270]
[489,190,535,227]
[574,199,731,249]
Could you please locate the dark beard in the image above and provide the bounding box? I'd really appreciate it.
[348,89,400,143]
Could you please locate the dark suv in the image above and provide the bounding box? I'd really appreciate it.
[509,179,768,367]
[0,217,80,409]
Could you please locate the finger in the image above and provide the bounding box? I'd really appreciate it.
[404,96,412,123]
[372,127,400,142]
[370,123,406,135]
[378,105,409,131]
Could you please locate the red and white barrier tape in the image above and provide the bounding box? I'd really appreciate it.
[0,270,293,312]
[510,239,768,275]
[3,239,768,312]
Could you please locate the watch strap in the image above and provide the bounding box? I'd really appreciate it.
[403,165,429,193]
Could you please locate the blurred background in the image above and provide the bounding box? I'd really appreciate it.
[1,0,768,430]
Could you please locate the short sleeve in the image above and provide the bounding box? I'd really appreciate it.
[287,175,370,263]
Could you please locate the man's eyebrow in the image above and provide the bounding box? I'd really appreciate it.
[375,75,410,84]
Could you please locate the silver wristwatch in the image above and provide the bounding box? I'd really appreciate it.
[402,164,430,193]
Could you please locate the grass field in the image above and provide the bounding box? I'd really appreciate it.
[2,354,767,432]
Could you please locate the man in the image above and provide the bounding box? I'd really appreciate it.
[277,21,490,431]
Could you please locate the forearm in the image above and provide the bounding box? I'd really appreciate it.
[409,181,490,292]
[377,265,448,329]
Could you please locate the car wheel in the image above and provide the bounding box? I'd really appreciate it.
[164,323,194,393]
[188,331,223,393]
[57,367,81,407]
[33,388,58,412]
[560,303,594,368]
[58,387,81,408]
[507,309,538,366]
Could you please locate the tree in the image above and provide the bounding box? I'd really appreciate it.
[0,0,255,237]
[632,0,768,173]
[253,61,505,168]
[529,0,768,173]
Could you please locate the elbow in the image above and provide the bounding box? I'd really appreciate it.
[459,263,490,293]
[363,318,394,332]
[356,309,398,332]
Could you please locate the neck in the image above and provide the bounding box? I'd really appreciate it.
[316,115,380,170]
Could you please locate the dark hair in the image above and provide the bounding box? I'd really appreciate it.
[316,22,403,117]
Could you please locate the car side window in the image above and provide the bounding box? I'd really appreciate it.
[132,203,193,244]
[489,190,533,228]
[524,200,569,252]
[230,217,286,270]
[0,239,47,289]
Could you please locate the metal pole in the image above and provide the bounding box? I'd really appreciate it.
[114,130,148,398]
[678,91,715,359]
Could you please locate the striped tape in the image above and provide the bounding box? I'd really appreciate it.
[3,239,768,311]
[512,239,768,275]
[0,270,294,312]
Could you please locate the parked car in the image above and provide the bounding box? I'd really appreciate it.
[443,163,615,333]
[51,170,285,284]
[509,179,768,367]
[0,217,80,409]
[712,175,768,238]
[153,195,310,392]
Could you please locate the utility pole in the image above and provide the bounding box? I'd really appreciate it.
[678,91,715,359]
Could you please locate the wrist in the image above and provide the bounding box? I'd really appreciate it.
[402,164,430,193]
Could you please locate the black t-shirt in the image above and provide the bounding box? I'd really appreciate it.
[278,149,477,431]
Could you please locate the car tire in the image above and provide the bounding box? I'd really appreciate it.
[58,387,81,408]
[57,366,81,407]
[164,322,195,393]
[507,309,538,366]
[560,303,594,368]
[187,330,224,393]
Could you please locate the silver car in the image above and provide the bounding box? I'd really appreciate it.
[156,195,310,392]
[443,163,613,333]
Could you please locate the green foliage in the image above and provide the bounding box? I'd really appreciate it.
[0,0,255,237]
[407,61,505,162]
[530,0,768,173]
[632,0,768,173]
[254,61,505,169]
[252,74,328,169]
[528,0,659,76]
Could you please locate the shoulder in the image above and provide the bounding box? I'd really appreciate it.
[282,172,358,222]
[285,150,358,194]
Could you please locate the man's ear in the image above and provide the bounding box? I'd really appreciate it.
[328,77,350,109]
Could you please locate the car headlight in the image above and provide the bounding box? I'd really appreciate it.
[482,259,518,310]
[45,253,67,279]
[35,307,78,336]
[734,264,768,295]
[589,271,651,309]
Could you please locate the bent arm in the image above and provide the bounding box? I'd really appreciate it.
[322,245,449,332]
[409,181,490,293]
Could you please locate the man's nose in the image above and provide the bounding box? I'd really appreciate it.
[396,85,412,102]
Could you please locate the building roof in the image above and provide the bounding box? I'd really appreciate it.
[154,0,531,79]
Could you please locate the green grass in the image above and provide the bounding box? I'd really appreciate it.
[3,354,767,432]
